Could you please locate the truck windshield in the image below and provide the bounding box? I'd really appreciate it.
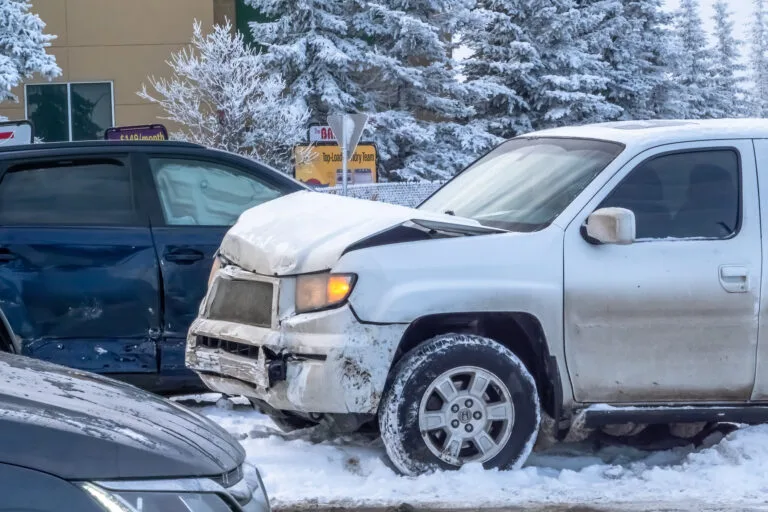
[419,137,625,232]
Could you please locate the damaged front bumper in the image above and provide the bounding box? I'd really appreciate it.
[186,269,406,415]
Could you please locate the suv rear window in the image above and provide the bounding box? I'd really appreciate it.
[0,160,138,226]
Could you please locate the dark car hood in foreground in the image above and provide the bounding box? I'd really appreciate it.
[0,353,244,480]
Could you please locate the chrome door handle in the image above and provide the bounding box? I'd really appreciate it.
[719,265,749,293]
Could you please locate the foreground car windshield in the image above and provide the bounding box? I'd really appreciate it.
[419,137,624,231]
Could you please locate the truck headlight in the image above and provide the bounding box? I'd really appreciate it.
[295,273,356,313]
[81,483,234,511]
[208,254,223,288]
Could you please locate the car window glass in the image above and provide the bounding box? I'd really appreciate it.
[150,158,282,226]
[0,160,137,226]
[600,150,739,240]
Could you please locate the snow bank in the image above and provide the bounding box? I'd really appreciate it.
[204,406,768,510]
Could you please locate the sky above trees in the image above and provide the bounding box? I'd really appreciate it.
[666,0,750,43]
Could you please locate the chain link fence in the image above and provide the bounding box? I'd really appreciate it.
[317,181,447,208]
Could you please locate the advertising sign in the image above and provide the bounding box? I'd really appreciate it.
[0,120,33,147]
[294,142,377,187]
[105,124,168,141]
[308,125,336,143]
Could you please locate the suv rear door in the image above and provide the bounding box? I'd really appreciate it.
[0,152,161,374]
[136,149,301,385]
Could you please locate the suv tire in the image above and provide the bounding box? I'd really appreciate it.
[379,333,540,475]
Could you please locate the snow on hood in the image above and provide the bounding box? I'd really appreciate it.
[220,190,485,276]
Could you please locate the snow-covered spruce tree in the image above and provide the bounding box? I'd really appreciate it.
[459,2,537,138]
[245,0,499,180]
[245,0,372,120]
[670,0,721,118]
[588,0,680,120]
[711,0,748,117]
[0,0,60,103]
[353,1,501,180]
[463,0,620,136]
[138,21,309,172]
[751,0,768,116]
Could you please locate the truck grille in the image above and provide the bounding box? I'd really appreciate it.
[198,336,260,360]
[208,278,274,327]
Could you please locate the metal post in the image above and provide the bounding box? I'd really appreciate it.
[341,145,348,196]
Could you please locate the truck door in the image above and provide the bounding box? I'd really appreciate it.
[564,140,760,403]
[0,154,161,374]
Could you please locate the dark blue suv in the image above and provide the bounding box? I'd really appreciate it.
[0,140,304,393]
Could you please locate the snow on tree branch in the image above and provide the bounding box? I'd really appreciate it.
[138,20,309,172]
[0,0,60,104]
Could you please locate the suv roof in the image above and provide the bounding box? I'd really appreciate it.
[0,140,205,154]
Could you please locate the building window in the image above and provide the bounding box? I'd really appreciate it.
[25,82,114,142]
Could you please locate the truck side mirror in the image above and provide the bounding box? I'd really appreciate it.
[582,207,636,245]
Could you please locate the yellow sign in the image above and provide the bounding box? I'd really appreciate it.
[294,143,377,187]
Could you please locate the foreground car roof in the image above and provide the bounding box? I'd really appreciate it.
[526,119,768,149]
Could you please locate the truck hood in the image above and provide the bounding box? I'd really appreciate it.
[221,190,499,275]
[0,353,244,480]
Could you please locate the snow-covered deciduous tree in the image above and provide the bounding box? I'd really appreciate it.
[670,0,720,118]
[711,0,748,117]
[751,0,768,116]
[0,0,60,103]
[138,21,309,172]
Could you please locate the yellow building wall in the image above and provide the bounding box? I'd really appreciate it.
[0,0,214,133]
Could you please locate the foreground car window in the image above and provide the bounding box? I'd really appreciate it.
[150,157,283,226]
[419,138,624,231]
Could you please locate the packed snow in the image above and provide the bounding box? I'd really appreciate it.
[182,396,768,510]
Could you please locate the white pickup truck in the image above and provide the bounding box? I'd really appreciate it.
[187,119,768,475]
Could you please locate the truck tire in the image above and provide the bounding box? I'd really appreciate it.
[379,333,540,475]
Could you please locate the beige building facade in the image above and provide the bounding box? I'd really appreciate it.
[0,0,233,142]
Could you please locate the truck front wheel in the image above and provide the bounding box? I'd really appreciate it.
[379,334,540,475]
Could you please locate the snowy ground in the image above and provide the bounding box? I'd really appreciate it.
[174,394,768,511]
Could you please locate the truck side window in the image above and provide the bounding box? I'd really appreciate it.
[149,158,282,226]
[600,149,740,240]
[0,159,138,226]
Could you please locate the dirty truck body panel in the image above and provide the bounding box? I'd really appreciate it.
[188,119,768,426]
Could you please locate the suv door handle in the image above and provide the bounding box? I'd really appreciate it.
[164,248,205,264]
[0,248,17,262]
[719,265,749,293]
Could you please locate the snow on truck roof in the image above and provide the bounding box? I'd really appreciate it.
[524,119,768,148]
